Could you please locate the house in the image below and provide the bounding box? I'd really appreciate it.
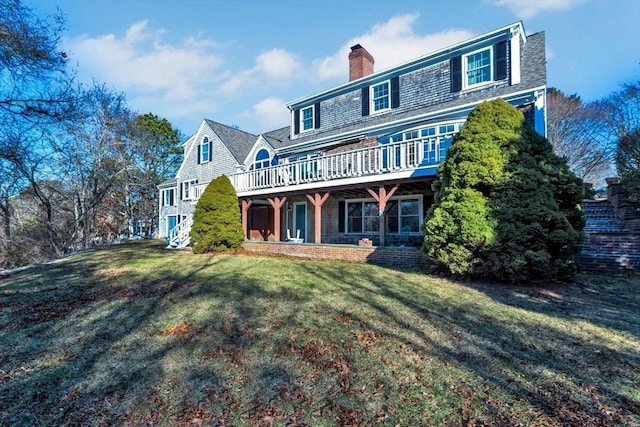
[159,21,546,250]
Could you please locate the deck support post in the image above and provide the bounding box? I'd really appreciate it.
[367,184,399,246]
[267,196,287,241]
[241,199,253,240]
[306,192,330,243]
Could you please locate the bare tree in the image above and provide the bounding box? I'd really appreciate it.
[547,88,613,186]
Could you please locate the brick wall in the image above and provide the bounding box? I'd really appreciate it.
[242,241,426,270]
[577,233,640,272]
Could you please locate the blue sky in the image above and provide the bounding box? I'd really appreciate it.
[29,0,640,136]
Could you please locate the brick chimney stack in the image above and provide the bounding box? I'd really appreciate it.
[348,44,374,81]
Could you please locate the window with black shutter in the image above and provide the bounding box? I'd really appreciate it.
[338,201,345,233]
[450,56,462,92]
[390,76,400,108]
[314,102,320,129]
[361,86,370,116]
[494,41,508,81]
[294,109,300,134]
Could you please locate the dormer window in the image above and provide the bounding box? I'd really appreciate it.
[465,48,492,87]
[293,102,320,135]
[301,106,314,131]
[371,81,390,113]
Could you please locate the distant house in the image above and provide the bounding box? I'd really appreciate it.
[159,21,546,249]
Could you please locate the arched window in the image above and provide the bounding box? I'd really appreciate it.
[198,137,212,164]
[251,149,271,170]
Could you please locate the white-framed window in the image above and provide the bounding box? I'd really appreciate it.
[464,47,492,88]
[162,188,176,207]
[371,81,390,113]
[345,196,422,234]
[386,197,421,233]
[301,106,314,132]
[251,149,271,170]
[347,200,379,233]
[201,137,211,163]
[182,179,198,200]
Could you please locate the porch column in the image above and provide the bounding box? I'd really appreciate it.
[267,196,287,241]
[306,192,330,244]
[241,199,253,239]
[367,184,399,246]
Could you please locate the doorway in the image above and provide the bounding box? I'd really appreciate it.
[293,202,307,242]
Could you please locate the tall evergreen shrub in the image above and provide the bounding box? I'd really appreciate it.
[190,175,244,253]
[423,99,584,283]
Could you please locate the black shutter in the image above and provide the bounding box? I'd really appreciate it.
[294,109,300,134]
[450,56,462,92]
[314,102,320,129]
[338,201,345,233]
[179,184,183,201]
[361,86,370,116]
[390,76,400,108]
[197,144,201,164]
[495,41,508,81]
[208,140,213,160]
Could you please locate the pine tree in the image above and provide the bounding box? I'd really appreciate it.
[190,175,244,253]
[423,99,584,283]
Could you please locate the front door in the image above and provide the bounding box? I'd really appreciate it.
[167,215,177,237]
[294,202,307,242]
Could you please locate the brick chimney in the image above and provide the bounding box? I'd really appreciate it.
[348,44,374,81]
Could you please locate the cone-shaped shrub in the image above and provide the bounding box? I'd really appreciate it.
[423,99,584,283]
[190,175,244,253]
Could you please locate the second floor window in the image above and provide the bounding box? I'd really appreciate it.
[465,48,491,87]
[162,188,175,206]
[301,106,313,131]
[182,180,198,200]
[371,81,390,112]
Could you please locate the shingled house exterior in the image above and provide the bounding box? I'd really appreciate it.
[159,21,547,249]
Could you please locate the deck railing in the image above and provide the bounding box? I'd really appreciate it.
[232,134,453,193]
[190,132,454,197]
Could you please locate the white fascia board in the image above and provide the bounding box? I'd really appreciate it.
[277,85,544,156]
[286,22,525,109]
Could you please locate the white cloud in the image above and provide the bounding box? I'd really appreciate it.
[490,0,583,19]
[220,48,301,95]
[65,20,223,122]
[241,97,290,132]
[314,13,474,81]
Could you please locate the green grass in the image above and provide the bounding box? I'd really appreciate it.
[1,241,638,426]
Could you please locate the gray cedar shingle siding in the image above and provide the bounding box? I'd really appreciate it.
[282,32,545,148]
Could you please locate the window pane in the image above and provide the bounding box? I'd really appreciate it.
[401,200,419,216]
[401,216,419,232]
[348,217,362,233]
[364,217,379,232]
[363,201,378,217]
[348,203,362,217]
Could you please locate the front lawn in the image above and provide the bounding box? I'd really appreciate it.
[1,241,638,426]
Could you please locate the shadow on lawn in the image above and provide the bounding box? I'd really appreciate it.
[304,262,640,425]
[0,243,373,425]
